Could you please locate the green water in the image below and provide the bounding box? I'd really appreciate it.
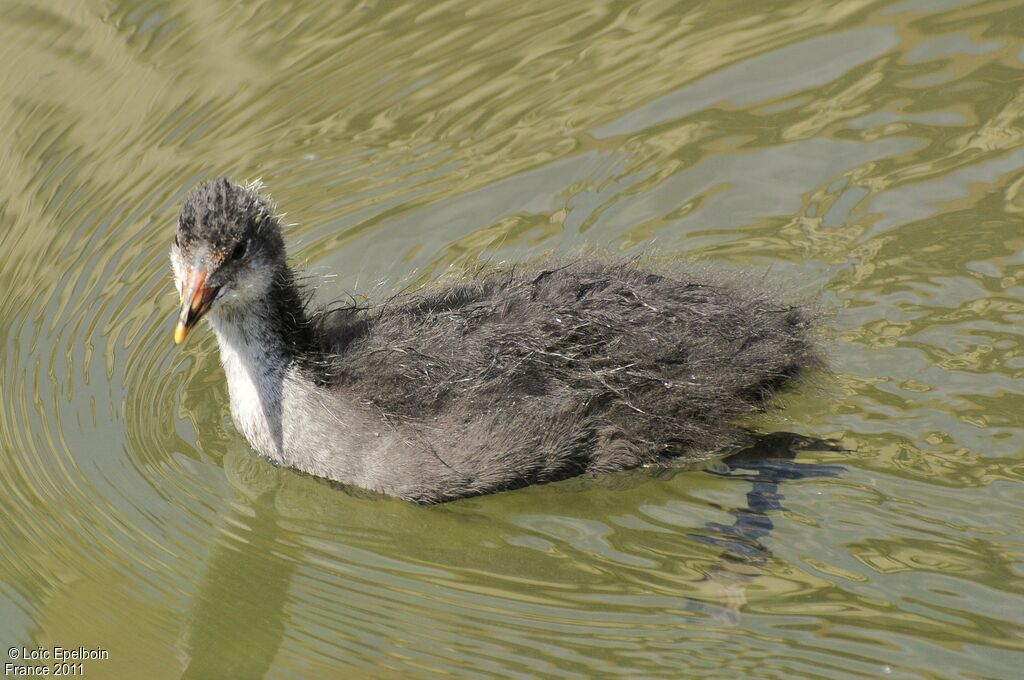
[1,0,1022,677]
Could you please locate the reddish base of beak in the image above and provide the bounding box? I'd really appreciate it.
[174,269,218,345]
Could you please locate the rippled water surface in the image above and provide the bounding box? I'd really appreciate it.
[1,0,1022,677]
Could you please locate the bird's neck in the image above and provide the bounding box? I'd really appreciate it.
[211,266,315,361]
[207,267,317,457]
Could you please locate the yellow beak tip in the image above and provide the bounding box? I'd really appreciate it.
[174,322,188,345]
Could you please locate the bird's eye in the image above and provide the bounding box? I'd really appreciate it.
[230,240,248,261]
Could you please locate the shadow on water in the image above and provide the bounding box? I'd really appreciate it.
[180,433,845,676]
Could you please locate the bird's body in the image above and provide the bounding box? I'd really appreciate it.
[172,179,821,503]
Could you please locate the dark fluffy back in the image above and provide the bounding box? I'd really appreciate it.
[315,259,822,465]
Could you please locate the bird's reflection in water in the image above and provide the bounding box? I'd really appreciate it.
[181,487,297,680]
[180,433,843,674]
[686,433,845,625]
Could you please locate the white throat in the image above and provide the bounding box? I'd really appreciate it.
[208,309,291,458]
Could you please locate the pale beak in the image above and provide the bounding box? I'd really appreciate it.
[174,269,219,344]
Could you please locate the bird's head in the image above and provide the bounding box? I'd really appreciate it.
[170,178,286,344]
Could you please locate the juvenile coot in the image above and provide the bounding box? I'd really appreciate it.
[171,178,821,503]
